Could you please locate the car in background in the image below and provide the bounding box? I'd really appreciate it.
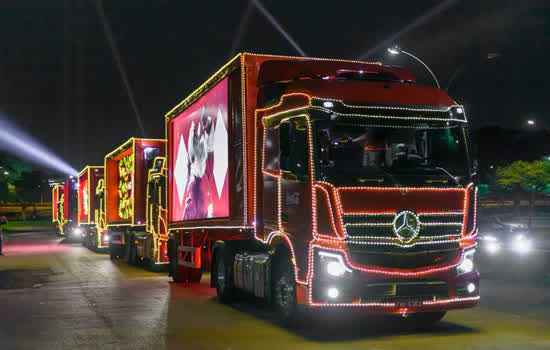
[478,216,534,256]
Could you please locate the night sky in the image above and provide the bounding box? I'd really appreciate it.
[1,0,549,171]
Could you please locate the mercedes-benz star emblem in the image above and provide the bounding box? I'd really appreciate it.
[393,210,420,243]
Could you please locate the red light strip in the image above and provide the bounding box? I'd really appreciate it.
[309,296,479,308]
[313,184,343,240]
[308,243,467,278]
[264,231,307,285]
[240,55,248,226]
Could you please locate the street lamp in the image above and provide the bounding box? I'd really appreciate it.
[445,52,500,92]
[387,46,440,89]
[526,119,550,139]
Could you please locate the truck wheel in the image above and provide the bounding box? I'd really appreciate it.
[272,251,300,326]
[404,311,446,328]
[215,245,235,303]
[110,245,121,260]
[125,241,135,265]
[169,243,185,282]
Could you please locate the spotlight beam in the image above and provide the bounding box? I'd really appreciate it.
[0,114,78,177]
[229,0,254,58]
[357,0,459,60]
[251,0,307,57]
[93,0,146,137]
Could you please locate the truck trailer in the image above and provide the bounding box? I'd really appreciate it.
[52,178,79,239]
[165,53,479,325]
[78,166,104,249]
[104,137,168,268]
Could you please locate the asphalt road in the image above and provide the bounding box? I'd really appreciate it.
[1,232,550,350]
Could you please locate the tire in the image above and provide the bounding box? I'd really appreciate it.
[214,245,236,303]
[109,245,122,260]
[404,311,446,328]
[169,239,185,282]
[272,250,300,327]
[109,247,116,260]
[91,233,98,251]
[124,240,135,265]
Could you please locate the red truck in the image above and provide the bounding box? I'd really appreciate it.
[78,166,105,249]
[104,138,168,268]
[52,178,79,240]
[165,53,479,325]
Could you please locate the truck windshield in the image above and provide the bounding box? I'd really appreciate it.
[313,120,470,187]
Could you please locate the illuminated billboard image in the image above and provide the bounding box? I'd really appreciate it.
[79,177,89,223]
[171,78,229,221]
[118,154,134,220]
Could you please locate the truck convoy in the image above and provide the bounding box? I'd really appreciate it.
[164,53,479,325]
[53,53,479,326]
[103,138,168,268]
[78,166,104,249]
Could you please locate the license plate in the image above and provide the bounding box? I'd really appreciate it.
[395,300,422,308]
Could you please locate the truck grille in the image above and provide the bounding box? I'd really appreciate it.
[361,280,449,301]
[347,245,460,269]
[343,212,463,239]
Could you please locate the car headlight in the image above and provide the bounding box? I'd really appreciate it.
[482,236,500,254]
[457,249,475,275]
[318,251,352,277]
[73,228,82,236]
[486,241,501,254]
[104,234,110,242]
[514,235,532,254]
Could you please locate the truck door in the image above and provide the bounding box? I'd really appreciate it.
[279,117,311,240]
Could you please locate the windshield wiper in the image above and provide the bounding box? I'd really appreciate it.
[382,170,402,187]
[434,166,461,187]
[355,169,402,187]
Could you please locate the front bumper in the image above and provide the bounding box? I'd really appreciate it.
[306,247,479,313]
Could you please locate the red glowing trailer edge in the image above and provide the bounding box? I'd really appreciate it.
[53,177,79,239]
[77,166,104,248]
[52,184,64,235]
[165,53,479,325]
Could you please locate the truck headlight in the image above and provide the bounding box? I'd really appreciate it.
[457,249,475,275]
[318,251,352,277]
[104,234,110,242]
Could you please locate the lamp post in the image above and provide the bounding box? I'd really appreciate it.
[387,46,440,89]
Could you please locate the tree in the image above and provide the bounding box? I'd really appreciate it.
[0,154,31,202]
[496,158,550,228]
[14,171,43,221]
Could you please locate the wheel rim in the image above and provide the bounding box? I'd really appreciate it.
[275,274,294,315]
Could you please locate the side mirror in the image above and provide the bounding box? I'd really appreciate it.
[471,159,479,176]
